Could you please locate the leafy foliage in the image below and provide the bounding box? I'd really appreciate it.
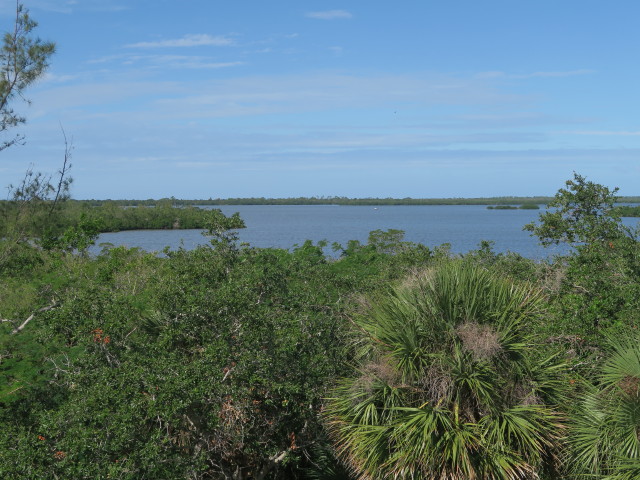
[524,172,625,248]
[525,172,640,343]
[0,226,436,478]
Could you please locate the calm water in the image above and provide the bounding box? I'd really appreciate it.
[89,205,609,259]
[93,205,638,259]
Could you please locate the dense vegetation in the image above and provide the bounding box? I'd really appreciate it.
[613,204,640,217]
[2,173,640,479]
[0,224,436,478]
[82,203,245,232]
[0,199,244,237]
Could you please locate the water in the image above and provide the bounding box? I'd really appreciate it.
[91,205,547,257]
[91,205,587,259]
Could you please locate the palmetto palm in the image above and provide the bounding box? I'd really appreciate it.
[568,339,640,479]
[325,261,565,479]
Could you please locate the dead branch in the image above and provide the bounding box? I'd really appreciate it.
[3,301,58,334]
[255,449,292,480]
[48,125,73,215]
[222,365,236,382]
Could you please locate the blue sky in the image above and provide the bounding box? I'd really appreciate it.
[1,0,639,199]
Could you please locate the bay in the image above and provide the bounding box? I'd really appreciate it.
[89,204,599,259]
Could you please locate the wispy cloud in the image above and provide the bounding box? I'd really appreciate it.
[568,130,640,136]
[42,72,80,84]
[126,34,235,49]
[476,69,594,80]
[305,10,352,20]
[447,112,592,129]
[25,72,526,137]
[142,73,523,120]
[162,59,243,70]
[85,53,243,70]
[126,55,244,70]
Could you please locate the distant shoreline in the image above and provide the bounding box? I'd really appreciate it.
[72,196,640,206]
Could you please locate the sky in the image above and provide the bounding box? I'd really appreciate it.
[1,0,639,199]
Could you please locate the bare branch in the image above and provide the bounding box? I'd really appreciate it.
[49,125,73,214]
[255,449,292,480]
[7,301,57,334]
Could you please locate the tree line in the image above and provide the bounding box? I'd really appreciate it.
[77,196,559,206]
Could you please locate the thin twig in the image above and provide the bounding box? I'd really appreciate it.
[48,124,72,215]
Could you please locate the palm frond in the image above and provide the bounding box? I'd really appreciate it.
[325,261,564,479]
[567,336,640,479]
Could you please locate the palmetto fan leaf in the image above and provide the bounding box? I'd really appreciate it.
[325,261,564,479]
[568,338,640,479]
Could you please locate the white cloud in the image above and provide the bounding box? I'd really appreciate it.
[126,34,235,49]
[305,10,352,20]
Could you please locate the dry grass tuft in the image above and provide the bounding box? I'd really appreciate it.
[456,321,502,361]
[618,375,640,397]
[420,362,454,405]
[358,357,401,390]
[397,267,432,291]
[512,382,543,406]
